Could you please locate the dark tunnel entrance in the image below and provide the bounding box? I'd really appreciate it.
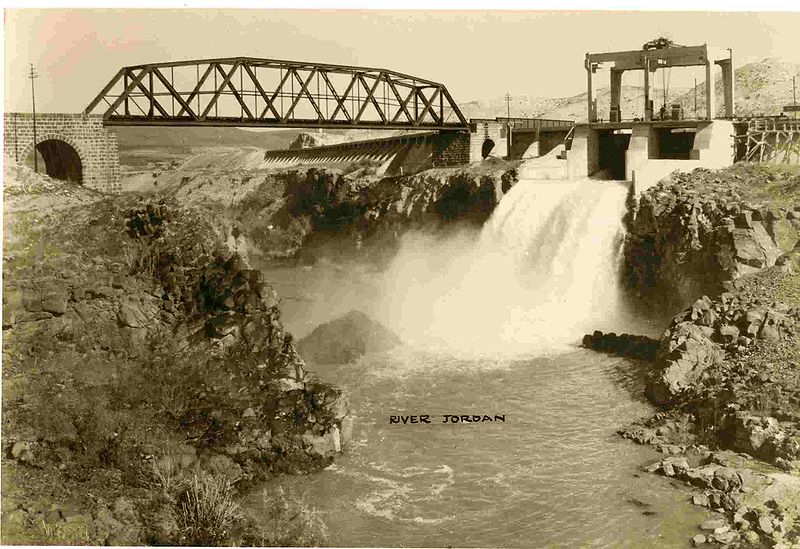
[25,139,83,184]
[481,138,496,159]
[597,130,631,180]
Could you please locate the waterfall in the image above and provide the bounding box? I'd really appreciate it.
[379,178,631,356]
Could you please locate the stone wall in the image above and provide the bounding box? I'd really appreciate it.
[469,120,508,162]
[432,130,470,167]
[3,113,121,193]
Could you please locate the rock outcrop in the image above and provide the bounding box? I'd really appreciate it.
[581,330,660,360]
[647,286,800,408]
[624,165,800,309]
[2,186,351,544]
[298,310,401,365]
[616,164,800,547]
[153,158,519,264]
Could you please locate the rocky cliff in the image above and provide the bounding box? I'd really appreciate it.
[142,155,519,265]
[2,165,349,545]
[624,164,800,309]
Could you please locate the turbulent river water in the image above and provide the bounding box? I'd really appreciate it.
[251,179,710,547]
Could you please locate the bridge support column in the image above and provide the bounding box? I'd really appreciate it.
[705,60,716,120]
[715,56,735,118]
[610,69,624,122]
[433,131,469,167]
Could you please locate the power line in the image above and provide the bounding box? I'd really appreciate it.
[29,63,39,173]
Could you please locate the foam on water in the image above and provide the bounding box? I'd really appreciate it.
[377,178,630,355]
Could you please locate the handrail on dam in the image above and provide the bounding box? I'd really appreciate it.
[84,57,469,131]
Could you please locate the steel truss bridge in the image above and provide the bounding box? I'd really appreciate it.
[84,57,469,131]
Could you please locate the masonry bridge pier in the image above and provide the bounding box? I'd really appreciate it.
[4,113,122,193]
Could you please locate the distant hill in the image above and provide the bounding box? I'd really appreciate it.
[459,85,691,123]
[114,126,302,166]
[672,58,800,117]
[459,58,799,122]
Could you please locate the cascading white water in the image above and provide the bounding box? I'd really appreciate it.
[377,178,631,355]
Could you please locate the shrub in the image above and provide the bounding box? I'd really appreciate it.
[175,473,241,545]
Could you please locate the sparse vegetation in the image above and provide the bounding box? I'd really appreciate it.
[2,166,343,545]
[176,474,242,546]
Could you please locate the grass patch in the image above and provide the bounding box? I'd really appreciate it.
[176,473,241,546]
[776,272,800,309]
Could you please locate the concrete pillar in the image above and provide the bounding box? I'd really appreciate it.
[716,55,735,118]
[610,69,624,122]
[626,124,651,182]
[567,126,598,178]
[705,60,716,120]
[643,60,652,121]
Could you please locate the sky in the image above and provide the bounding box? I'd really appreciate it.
[4,9,800,113]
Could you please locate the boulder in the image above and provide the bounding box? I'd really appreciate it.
[297,310,401,364]
[701,518,726,531]
[302,425,342,456]
[581,331,660,360]
[648,323,724,405]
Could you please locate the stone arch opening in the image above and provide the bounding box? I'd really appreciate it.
[481,138,496,159]
[24,138,83,184]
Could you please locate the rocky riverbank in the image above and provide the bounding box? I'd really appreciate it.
[613,164,800,547]
[2,164,350,545]
[124,150,519,266]
[624,164,800,309]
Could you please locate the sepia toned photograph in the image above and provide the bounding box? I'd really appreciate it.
[2,6,800,547]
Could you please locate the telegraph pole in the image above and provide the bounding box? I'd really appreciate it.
[505,91,513,157]
[794,76,797,120]
[29,63,39,173]
[694,78,698,119]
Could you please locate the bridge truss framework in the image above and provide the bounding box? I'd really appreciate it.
[84,57,469,131]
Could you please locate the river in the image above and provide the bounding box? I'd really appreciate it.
[249,179,710,547]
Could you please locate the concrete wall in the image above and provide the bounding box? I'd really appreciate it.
[625,125,651,182]
[630,120,735,194]
[566,126,600,178]
[509,130,571,160]
[509,132,539,159]
[4,113,121,193]
[563,120,735,192]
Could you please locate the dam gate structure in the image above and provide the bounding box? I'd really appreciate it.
[559,41,740,190]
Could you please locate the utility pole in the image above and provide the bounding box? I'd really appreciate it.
[794,76,797,120]
[504,91,512,159]
[29,63,39,173]
[694,77,698,119]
